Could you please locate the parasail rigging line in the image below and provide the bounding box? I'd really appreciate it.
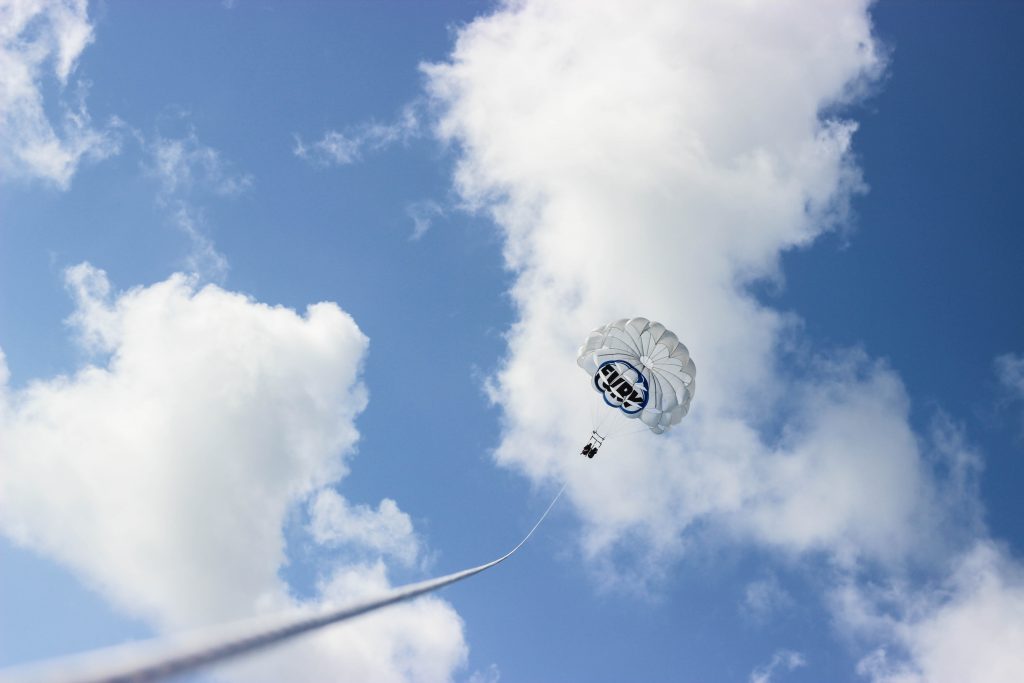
[0,484,567,683]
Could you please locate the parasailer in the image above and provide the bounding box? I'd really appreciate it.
[576,317,696,458]
[580,430,605,457]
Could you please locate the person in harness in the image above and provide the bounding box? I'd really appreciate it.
[580,431,604,458]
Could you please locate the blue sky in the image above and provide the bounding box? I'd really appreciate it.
[1,2,1023,682]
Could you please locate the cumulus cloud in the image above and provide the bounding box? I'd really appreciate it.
[0,0,120,187]
[844,541,1024,683]
[294,104,419,166]
[424,3,1021,679]
[423,0,949,573]
[0,264,467,681]
[309,489,421,567]
[221,562,467,683]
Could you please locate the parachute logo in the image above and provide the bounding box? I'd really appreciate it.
[595,360,649,414]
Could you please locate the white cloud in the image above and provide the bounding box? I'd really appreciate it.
[220,562,467,683]
[466,663,501,683]
[845,541,1024,683]
[294,130,361,165]
[996,353,1024,431]
[407,200,444,241]
[426,12,1024,683]
[996,353,1024,396]
[0,264,467,681]
[0,0,120,187]
[168,204,231,283]
[149,131,253,199]
[294,104,419,166]
[749,650,805,683]
[742,575,792,623]
[309,489,421,567]
[144,131,252,282]
[423,0,963,579]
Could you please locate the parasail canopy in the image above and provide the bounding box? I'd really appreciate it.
[577,317,696,434]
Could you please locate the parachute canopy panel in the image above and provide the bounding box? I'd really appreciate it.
[577,317,696,434]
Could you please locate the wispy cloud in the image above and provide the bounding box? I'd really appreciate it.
[749,650,806,683]
[168,204,230,283]
[149,131,253,199]
[0,0,121,188]
[843,541,1024,683]
[742,575,793,623]
[294,104,419,167]
[466,663,501,683]
[407,199,444,241]
[996,353,1024,431]
[144,130,252,282]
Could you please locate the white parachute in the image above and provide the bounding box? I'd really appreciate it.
[576,317,696,456]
